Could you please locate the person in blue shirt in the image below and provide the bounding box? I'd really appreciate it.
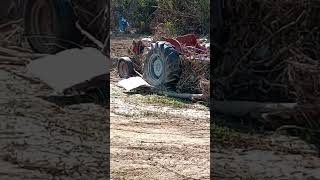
[118,12,129,33]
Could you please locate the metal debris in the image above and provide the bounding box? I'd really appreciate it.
[27,47,110,93]
[118,76,152,91]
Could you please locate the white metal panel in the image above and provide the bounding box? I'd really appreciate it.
[118,76,151,91]
[27,47,110,93]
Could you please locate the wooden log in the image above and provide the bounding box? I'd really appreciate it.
[6,46,33,53]
[153,90,203,100]
[0,47,47,59]
[0,19,23,30]
[214,100,297,117]
[0,55,29,64]
[0,61,26,66]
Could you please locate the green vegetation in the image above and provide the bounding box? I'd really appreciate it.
[111,0,210,35]
[156,0,210,35]
[111,0,157,33]
[140,109,168,117]
[212,125,242,143]
[140,94,190,108]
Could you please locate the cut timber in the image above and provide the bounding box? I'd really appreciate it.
[0,55,29,64]
[0,47,46,59]
[6,46,33,53]
[214,101,297,117]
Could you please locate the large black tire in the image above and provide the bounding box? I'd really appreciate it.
[143,41,181,90]
[117,57,135,79]
[24,0,81,54]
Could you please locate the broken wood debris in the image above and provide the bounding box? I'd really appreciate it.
[214,0,320,130]
[0,46,47,59]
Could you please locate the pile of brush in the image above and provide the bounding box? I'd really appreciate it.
[215,0,320,129]
[72,0,109,43]
[215,0,320,102]
[0,19,46,66]
[263,55,320,129]
[177,55,210,95]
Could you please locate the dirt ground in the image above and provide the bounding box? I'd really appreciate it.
[1,34,319,179]
[213,129,320,179]
[110,71,210,179]
[110,35,210,179]
[0,64,109,179]
[111,35,320,180]
[0,33,210,180]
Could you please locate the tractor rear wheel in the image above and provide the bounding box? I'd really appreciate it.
[143,41,181,90]
[24,0,81,54]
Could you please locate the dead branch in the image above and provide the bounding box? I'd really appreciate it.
[75,21,104,49]
[0,19,23,30]
[0,47,47,59]
[213,0,320,131]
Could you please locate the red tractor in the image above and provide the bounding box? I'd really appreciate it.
[117,34,210,93]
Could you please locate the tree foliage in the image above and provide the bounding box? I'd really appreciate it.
[111,0,210,35]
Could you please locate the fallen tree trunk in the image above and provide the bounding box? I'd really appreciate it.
[214,100,297,117]
[153,90,203,100]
